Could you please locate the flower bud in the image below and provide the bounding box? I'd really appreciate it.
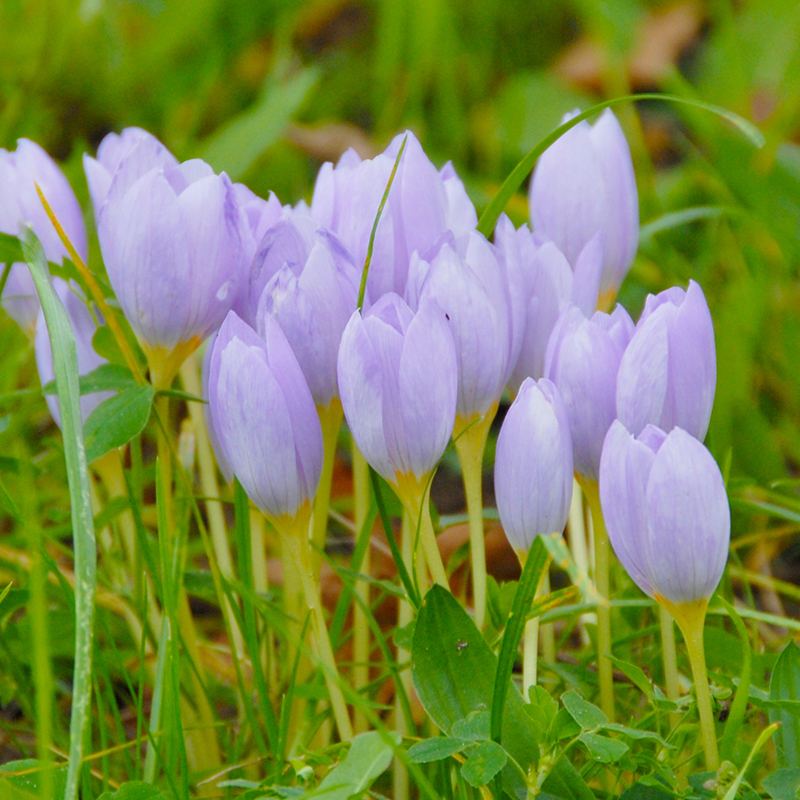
[616,280,716,440]
[406,229,517,420]
[35,278,112,427]
[496,219,603,395]
[599,421,730,605]
[84,127,179,214]
[311,131,476,299]
[544,303,634,480]
[0,140,88,331]
[257,228,359,408]
[495,378,573,553]
[337,293,457,484]
[529,109,638,301]
[207,311,323,518]
[96,157,246,356]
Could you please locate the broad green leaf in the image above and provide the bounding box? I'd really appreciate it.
[0,760,67,799]
[407,737,468,764]
[202,68,319,180]
[306,731,399,800]
[84,384,154,464]
[606,656,655,700]
[618,782,673,800]
[762,768,800,800]
[461,741,508,788]
[43,363,137,396]
[524,685,559,741]
[563,691,607,731]
[578,732,629,764]
[411,585,594,800]
[0,232,24,264]
[452,709,491,741]
[97,782,174,800]
[603,723,669,745]
[769,641,800,768]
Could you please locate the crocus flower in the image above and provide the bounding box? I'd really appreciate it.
[495,378,573,554]
[406,229,519,421]
[35,278,113,427]
[496,217,603,396]
[207,311,323,519]
[337,293,457,486]
[529,109,638,304]
[96,156,247,381]
[599,421,730,606]
[616,280,716,440]
[311,131,476,299]
[83,127,179,214]
[544,302,634,480]
[0,140,88,332]
[257,227,359,409]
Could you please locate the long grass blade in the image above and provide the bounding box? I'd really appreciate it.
[21,226,96,800]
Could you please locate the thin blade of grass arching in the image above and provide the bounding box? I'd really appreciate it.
[476,93,765,239]
[21,225,97,800]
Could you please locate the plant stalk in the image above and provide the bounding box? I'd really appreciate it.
[352,445,371,734]
[453,408,496,630]
[660,605,681,730]
[312,400,344,580]
[580,478,615,723]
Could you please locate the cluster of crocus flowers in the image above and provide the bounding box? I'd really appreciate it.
[0,108,731,766]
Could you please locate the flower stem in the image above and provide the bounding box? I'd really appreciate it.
[523,616,540,700]
[660,605,681,730]
[394,511,413,800]
[276,507,354,743]
[580,479,615,723]
[396,473,448,588]
[352,445,371,735]
[312,400,344,581]
[662,597,719,771]
[453,408,496,630]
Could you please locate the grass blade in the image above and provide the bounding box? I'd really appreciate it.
[21,225,96,800]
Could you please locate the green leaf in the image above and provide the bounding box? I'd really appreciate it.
[43,363,137,396]
[769,641,800,768]
[0,760,67,799]
[452,709,491,741]
[84,384,154,464]
[0,232,24,264]
[460,741,508,788]
[618,782,674,800]
[306,731,399,800]
[606,655,655,700]
[762,768,800,800]
[393,620,415,652]
[202,68,320,180]
[563,690,607,731]
[96,782,174,799]
[524,685,559,740]
[411,585,594,800]
[578,732,629,764]
[22,227,96,800]
[407,737,468,764]
[603,723,669,744]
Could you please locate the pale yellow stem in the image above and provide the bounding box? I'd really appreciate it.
[311,400,344,580]
[352,446,371,735]
[580,478,615,723]
[660,605,681,730]
[276,506,353,742]
[453,407,496,630]
[394,513,413,800]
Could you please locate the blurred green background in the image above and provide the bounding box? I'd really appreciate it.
[3,0,800,511]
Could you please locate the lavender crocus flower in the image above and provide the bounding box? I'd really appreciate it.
[496,217,603,396]
[257,228,359,408]
[337,293,458,485]
[96,156,246,366]
[207,311,323,519]
[35,278,113,427]
[406,229,519,421]
[83,127,179,214]
[495,378,574,553]
[544,302,634,480]
[0,140,88,332]
[599,421,730,605]
[617,280,716,440]
[311,131,476,299]
[529,109,638,304]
